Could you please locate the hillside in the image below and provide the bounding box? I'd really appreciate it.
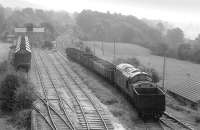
[76,10,164,47]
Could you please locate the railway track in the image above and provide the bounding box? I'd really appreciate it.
[159,112,194,130]
[39,50,114,130]
[32,51,76,130]
[58,50,197,130]
[32,49,196,130]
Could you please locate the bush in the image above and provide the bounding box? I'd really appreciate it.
[42,41,54,49]
[0,74,37,112]
[144,68,160,83]
[0,60,8,74]
[14,82,36,112]
[11,109,32,129]
[195,116,200,123]
[0,74,20,112]
[0,73,37,129]
[85,46,93,55]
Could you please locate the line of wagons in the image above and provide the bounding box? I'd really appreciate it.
[66,48,165,119]
[10,35,31,72]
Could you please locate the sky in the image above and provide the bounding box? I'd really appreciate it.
[22,0,200,39]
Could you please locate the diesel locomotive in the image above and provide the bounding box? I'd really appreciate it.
[66,48,165,119]
[13,35,31,72]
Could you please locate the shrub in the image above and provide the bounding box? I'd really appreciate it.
[0,74,20,112]
[195,116,200,123]
[42,41,54,49]
[0,74,37,112]
[151,69,160,83]
[11,109,32,129]
[0,61,8,74]
[111,110,123,117]
[14,82,36,112]
[104,98,118,105]
[85,46,93,55]
[144,68,160,83]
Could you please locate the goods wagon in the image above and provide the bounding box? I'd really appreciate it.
[66,48,165,119]
[93,59,115,82]
[14,35,31,72]
[133,86,165,118]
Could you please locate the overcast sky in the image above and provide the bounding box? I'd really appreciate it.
[24,0,200,39]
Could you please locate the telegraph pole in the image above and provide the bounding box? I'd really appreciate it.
[93,43,95,55]
[162,51,166,88]
[113,40,116,62]
[102,41,104,55]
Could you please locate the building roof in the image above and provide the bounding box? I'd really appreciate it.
[168,79,200,103]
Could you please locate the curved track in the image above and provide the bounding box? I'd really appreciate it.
[42,50,114,130]
[32,51,76,130]
[61,49,196,130]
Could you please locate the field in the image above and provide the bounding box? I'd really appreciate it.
[85,41,200,103]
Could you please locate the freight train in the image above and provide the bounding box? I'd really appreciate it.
[66,48,165,119]
[13,35,31,72]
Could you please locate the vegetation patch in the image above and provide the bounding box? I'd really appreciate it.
[9,109,32,129]
[103,98,118,105]
[195,116,200,123]
[42,41,54,50]
[111,110,123,117]
[0,61,37,129]
[0,60,8,73]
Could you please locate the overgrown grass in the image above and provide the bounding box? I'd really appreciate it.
[0,60,37,129]
[9,109,32,129]
[195,116,200,123]
[0,60,8,73]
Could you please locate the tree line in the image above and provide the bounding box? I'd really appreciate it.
[1,6,200,63]
[0,5,73,45]
[75,10,200,63]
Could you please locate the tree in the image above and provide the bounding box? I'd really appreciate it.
[154,42,169,56]
[178,44,191,60]
[40,22,56,41]
[166,28,184,48]
[150,68,160,83]
[0,74,20,112]
[0,5,5,34]
[192,50,200,63]
[157,22,165,33]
